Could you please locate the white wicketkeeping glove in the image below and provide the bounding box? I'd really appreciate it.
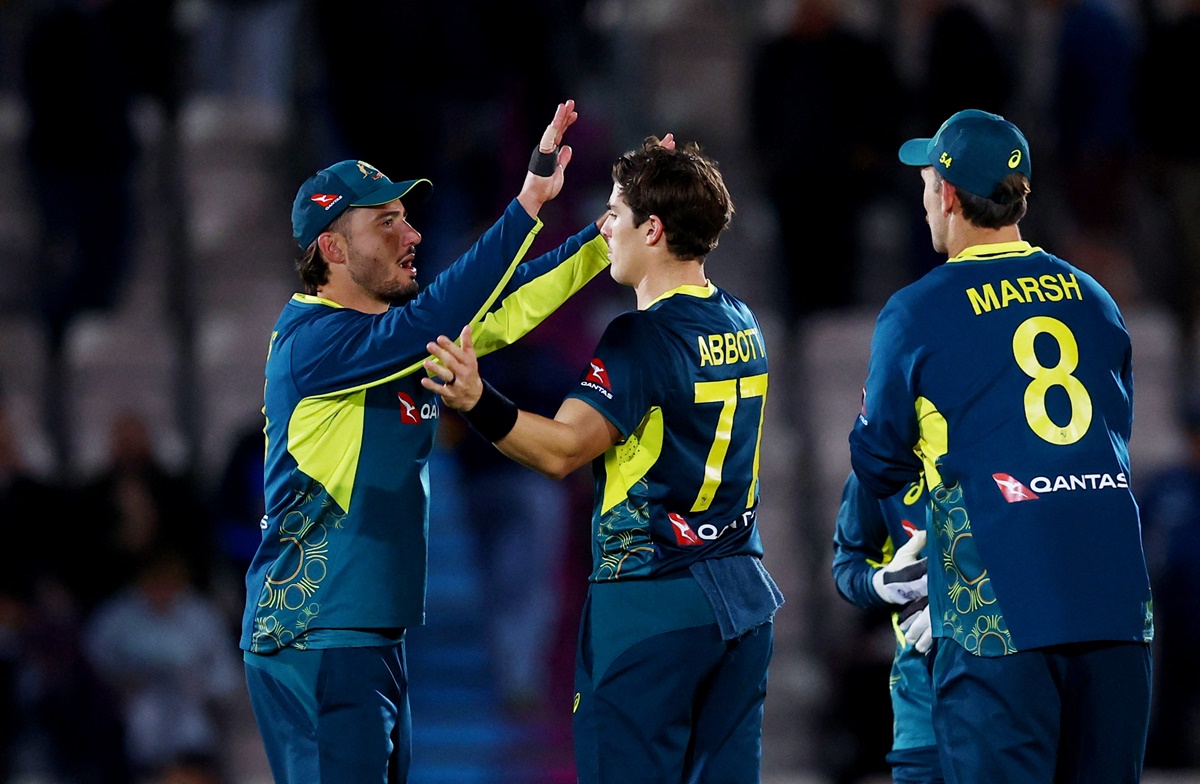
[899,595,932,654]
[871,529,927,605]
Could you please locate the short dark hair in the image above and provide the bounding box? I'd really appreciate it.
[611,136,734,261]
[954,172,1030,229]
[295,208,354,294]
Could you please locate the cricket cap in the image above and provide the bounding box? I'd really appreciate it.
[898,109,1031,200]
[292,160,432,249]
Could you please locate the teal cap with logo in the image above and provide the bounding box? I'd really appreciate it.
[898,109,1031,201]
[291,160,432,249]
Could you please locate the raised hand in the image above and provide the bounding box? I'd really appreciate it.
[518,99,578,216]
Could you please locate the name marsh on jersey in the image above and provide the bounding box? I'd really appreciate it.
[966,273,1083,316]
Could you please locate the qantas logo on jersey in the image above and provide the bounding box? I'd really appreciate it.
[667,512,702,545]
[395,392,440,424]
[397,392,421,424]
[993,473,1039,502]
[310,193,343,210]
[901,519,918,537]
[993,470,1129,502]
[666,508,757,545]
[580,358,613,399]
[587,359,610,389]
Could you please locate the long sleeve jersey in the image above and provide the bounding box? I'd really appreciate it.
[242,203,608,653]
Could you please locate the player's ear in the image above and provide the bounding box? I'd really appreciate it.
[940,180,958,215]
[645,214,665,246]
[318,231,347,265]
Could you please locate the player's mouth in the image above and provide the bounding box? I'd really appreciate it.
[399,251,417,275]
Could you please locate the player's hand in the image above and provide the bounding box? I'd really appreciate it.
[538,98,577,154]
[899,595,932,654]
[422,325,482,411]
[871,529,927,604]
[658,132,676,151]
[517,99,577,217]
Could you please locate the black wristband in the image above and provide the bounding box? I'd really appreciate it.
[462,379,519,442]
[528,146,558,177]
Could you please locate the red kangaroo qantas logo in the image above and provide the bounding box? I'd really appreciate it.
[993,473,1039,503]
[667,512,703,546]
[397,392,421,425]
[586,359,610,390]
[310,193,342,210]
[901,519,918,537]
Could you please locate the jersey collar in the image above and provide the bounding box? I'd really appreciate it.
[646,280,716,309]
[948,240,1042,263]
[293,293,345,308]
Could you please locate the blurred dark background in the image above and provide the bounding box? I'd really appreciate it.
[0,0,1198,782]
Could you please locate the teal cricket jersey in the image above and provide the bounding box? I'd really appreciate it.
[241,203,609,654]
[849,240,1154,655]
[566,282,770,582]
[831,471,936,752]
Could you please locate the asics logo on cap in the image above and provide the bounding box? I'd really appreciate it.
[310,193,342,210]
[1008,150,1023,169]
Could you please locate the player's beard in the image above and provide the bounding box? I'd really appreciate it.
[347,248,419,305]
[384,281,419,305]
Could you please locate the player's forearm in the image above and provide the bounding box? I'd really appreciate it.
[494,411,593,480]
[516,176,551,219]
[470,231,608,360]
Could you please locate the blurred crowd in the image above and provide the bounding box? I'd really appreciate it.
[1,0,1199,781]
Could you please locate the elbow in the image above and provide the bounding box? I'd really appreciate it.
[500,446,582,482]
[540,453,587,482]
[542,464,573,482]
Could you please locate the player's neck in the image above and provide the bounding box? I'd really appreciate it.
[634,258,707,309]
[946,222,1022,259]
[315,282,389,314]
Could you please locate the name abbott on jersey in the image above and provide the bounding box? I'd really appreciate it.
[698,328,764,367]
[966,272,1083,316]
